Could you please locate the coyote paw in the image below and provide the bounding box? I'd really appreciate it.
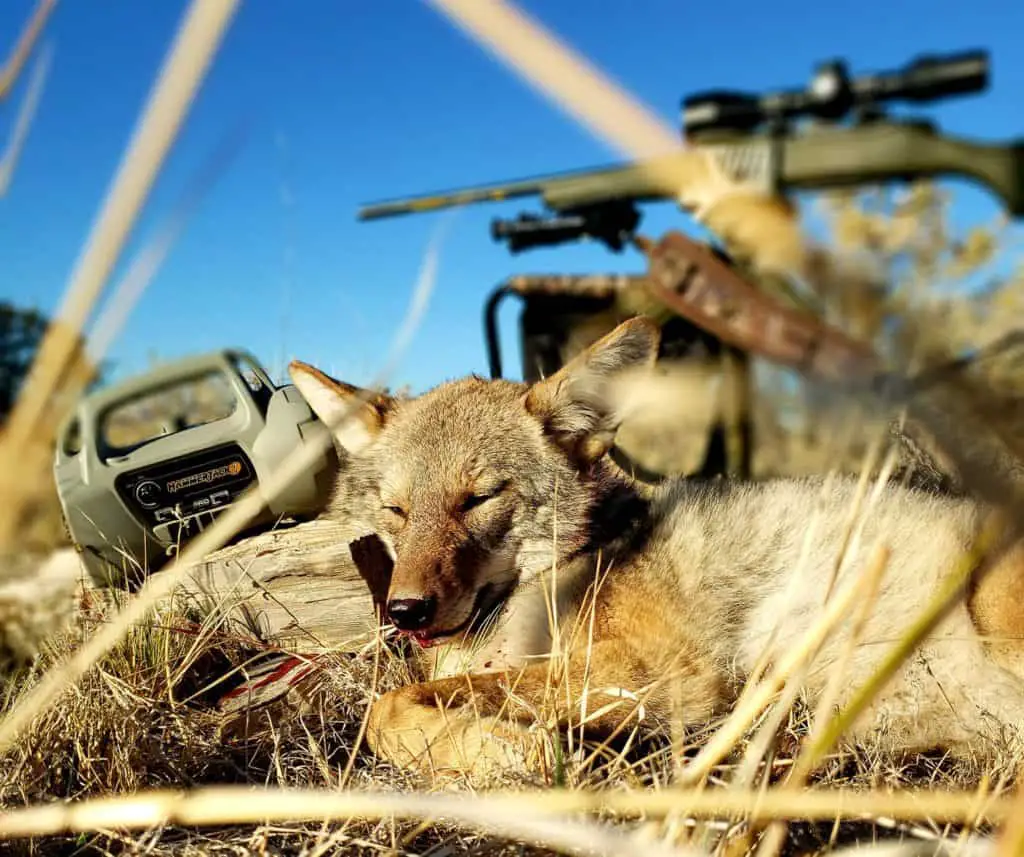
[366,689,529,778]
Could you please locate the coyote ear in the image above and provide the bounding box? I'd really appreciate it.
[289,360,393,455]
[524,316,660,464]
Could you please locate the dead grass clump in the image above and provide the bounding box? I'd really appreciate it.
[3,616,236,805]
[3,601,672,855]
[0,603,425,853]
[1,595,1014,856]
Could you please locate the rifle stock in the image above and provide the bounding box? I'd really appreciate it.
[782,123,1024,214]
[357,123,1024,222]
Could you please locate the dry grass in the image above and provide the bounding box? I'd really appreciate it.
[0,593,1015,856]
[2,1,1024,855]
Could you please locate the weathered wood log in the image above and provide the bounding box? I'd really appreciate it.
[179,517,386,652]
[1,517,387,668]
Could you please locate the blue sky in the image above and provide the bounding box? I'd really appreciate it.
[2,0,1022,393]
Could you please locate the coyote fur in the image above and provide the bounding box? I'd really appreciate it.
[289,317,1024,777]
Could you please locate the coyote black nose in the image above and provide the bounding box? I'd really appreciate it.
[387,597,436,631]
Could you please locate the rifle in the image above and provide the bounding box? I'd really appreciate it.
[358,48,1023,486]
[358,49,1024,240]
[359,49,1020,386]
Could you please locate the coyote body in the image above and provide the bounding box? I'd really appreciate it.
[290,318,1024,777]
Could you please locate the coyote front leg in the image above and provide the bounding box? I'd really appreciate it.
[365,638,725,776]
[365,640,661,776]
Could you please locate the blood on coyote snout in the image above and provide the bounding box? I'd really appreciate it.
[290,317,1024,777]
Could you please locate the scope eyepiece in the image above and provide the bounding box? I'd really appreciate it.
[682,90,765,135]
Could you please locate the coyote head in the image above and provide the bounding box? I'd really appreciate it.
[289,317,659,646]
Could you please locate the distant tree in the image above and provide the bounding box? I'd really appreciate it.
[0,301,49,423]
[0,301,110,425]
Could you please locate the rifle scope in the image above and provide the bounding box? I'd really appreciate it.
[682,49,989,136]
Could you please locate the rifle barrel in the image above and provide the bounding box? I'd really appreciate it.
[356,156,681,221]
[358,180,539,221]
[357,125,1024,222]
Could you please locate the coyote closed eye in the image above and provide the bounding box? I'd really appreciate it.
[290,317,1024,778]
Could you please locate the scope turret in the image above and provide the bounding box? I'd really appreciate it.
[682,49,989,136]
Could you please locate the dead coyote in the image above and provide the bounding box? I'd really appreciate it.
[289,317,1024,777]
